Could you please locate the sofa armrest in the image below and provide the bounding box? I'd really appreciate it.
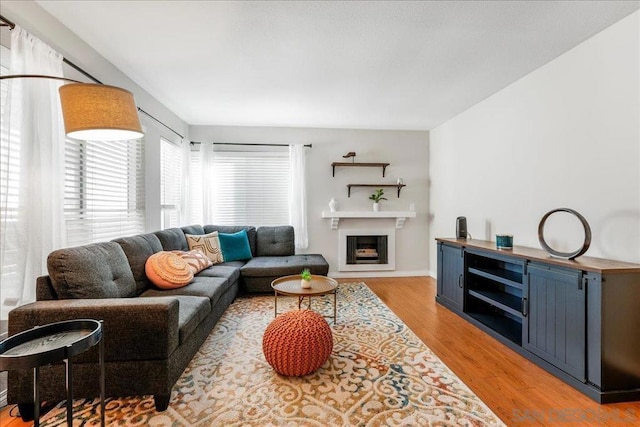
[8,297,180,362]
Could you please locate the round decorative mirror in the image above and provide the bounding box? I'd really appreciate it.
[538,208,591,260]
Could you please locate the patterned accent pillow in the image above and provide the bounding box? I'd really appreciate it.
[145,251,193,289]
[172,249,213,275]
[185,232,224,264]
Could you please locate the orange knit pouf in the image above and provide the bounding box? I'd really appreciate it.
[262,310,333,376]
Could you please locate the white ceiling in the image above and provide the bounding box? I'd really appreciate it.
[37,1,639,131]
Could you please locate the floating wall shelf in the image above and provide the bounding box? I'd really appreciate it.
[321,210,416,229]
[331,162,390,177]
[347,183,406,197]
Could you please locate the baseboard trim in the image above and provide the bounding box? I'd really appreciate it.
[328,269,431,279]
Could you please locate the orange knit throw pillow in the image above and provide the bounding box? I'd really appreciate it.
[145,251,194,289]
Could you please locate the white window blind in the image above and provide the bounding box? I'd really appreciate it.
[191,149,290,226]
[160,138,182,229]
[65,138,145,246]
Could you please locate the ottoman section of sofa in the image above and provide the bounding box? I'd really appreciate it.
[240,254,330,293]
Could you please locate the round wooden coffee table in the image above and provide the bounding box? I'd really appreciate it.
[271,275,338,324]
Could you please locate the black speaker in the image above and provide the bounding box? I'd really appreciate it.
[456,216,467,239]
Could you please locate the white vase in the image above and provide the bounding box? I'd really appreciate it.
[373,202,380,212]
[329,197,338,212]
[301,279,312,289]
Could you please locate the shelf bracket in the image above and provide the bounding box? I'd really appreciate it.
[329,217,340,230]
[395,217,407,229]
[382,164,387,177]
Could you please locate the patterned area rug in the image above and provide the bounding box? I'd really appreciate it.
[40,282,505,426]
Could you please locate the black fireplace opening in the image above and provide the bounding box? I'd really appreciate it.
[346,235,388,265]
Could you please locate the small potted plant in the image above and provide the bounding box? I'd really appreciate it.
[369,188,387,212]
[300,268,312,289]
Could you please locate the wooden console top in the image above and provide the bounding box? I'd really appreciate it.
[436,238,640,274]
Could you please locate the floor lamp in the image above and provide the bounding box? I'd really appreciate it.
[0,74,144,141]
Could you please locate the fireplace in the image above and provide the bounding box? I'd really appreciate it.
[339,229,395,271]
[346,235,388,265]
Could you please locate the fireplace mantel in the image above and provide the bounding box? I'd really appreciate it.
[321,210,416,229]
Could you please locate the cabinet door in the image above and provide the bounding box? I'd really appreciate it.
[524,263,585,382]
[437,243,464,311]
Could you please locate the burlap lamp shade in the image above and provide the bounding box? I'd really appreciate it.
[59,83,144,141]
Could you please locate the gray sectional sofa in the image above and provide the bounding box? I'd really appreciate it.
[8,224,329,418]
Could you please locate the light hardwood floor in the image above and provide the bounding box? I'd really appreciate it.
[2,276,638,426]
[363,277,640,427]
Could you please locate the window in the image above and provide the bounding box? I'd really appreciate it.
[191,149,290,226]
[65,137,145,246]
[160,138,183,229]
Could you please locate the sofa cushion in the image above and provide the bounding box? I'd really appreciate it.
[140,276,233,307]
[129,294,210,345]
[48,242,136,299]
[145,252,194,289]
[154,227,189,251]
[181,224,205,236]
[204,225,257,257]
[218,229,253,262]
[169,295,210,344]
[186,232,224,264]
[113,233,163,294]
[240,254,329,278]
[256,226,295,256]
[196,261,243,283]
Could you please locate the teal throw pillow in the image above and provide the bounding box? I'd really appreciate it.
[218,229,253,262]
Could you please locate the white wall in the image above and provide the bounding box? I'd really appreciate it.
[429,11,640,272]
[1,0,189,232]
[190,126,430,277]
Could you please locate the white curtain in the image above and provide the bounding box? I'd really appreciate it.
[288,144,308,249]
[180,138,191,225]
[199,142,216,224]
[0,27,66,316]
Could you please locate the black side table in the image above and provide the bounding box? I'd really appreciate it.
[0,319,105,427]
